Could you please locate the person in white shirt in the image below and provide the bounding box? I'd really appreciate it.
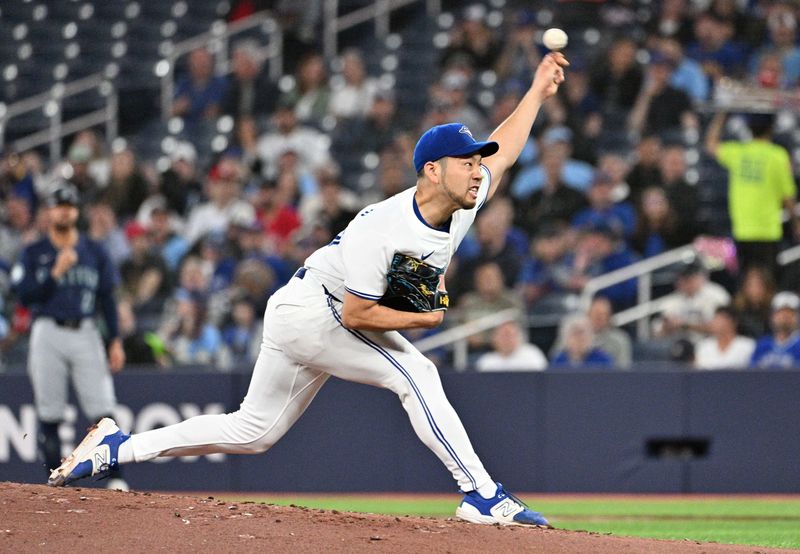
[655,261,731,343]
[51,53,570,528]
[476,320,547,372]
[694,306,755,370]
[182,157,255,247]
[256,99,332,180]
[328,48,379,120]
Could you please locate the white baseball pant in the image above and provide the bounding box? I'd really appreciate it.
[127,270,493,492]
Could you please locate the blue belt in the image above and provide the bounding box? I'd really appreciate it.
[293,267,340,302]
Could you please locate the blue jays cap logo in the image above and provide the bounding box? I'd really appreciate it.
[459,125,473,139]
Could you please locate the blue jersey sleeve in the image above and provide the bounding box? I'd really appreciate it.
[95,243,120,340]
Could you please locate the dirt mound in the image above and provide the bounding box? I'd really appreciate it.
[0,482,792,553]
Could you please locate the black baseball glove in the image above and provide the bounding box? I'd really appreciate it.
[378,253,450,312]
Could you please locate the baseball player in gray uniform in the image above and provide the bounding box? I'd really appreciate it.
[12,185,126,484]
[49,53,568,525]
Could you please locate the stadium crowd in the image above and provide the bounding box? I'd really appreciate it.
[1,0,800,372]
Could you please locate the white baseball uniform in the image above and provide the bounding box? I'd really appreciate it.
[125,166,495,493]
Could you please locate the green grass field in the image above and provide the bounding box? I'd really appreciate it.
[227,494,800,550]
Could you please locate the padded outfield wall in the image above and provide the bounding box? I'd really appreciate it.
[1,370,798,492]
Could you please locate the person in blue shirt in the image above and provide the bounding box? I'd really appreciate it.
[750,291,800,369]
[571,171,636,240]
[173,48,229,122]
[549,313,615,370]
[563,222,639,310]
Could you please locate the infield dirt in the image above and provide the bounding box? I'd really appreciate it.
[1,482,796,553]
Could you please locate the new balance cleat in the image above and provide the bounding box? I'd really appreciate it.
[455,483,551,527]
[47,418,129,487]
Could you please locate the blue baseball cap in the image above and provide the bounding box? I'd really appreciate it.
[413,123,499,174]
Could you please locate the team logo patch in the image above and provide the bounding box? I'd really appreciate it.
[459,125,473,139]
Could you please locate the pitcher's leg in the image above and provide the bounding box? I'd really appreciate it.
[127,343,329,462]
[313,308,493,493]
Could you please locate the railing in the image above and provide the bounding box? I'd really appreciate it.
[415,308,520,371]
[777,244,800,266]
[159,11,283,119]
[580,244,699,340]
[0,73,117,164]
[323,0,441,60]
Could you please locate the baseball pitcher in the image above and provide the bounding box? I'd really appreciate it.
[49,53,568,526]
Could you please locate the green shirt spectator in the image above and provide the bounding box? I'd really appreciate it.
[717,139,795,241]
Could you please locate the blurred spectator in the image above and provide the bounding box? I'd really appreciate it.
[0,194,36,266]
[159,141,204,217]
[749,2,800,88]
[331,87,402,175]
[494,10,540,83]
[706,112,798,276]
[254,175,303,254]
[158,291,228,367]
[223,39,278,119]
[685,11,746,81]
[571,171,636,240]
[628,52,696,136]
[626,134,663,205]
[435,71,489,139]
[145,198,190,273]
[475,320,547,372]
[551,296,632,368]
[256,98,332,180]
[549,314,615,370]
[542,58,603,164]
[120,221,171,316]
[221,297,263,366]
[460,199,524,290]
[328,48,378,120]
[118,298,166,366]
[587,296,632,368]
[511,126,595,197]
[280,51,330,126]
[646,0,695,45]
[65,143,100,207]
[657,143,699,236]
[183,158,255,246]
[440,4,501,72]
[750,291,800,369]
[68,130,111,188]
[515,148,588,238]
[657,38,710,102]
[631,186,694,257]
[563,223,639,309]
[298,163,360,236]
[733,266,776,338]
[695,306,755,369]
[658,37,710,102]
[1,150,39,212]
[172,48,228,122]
[518,224,572,306]
[589,37,643,130]
[453,262,524,352]
[99,147,149,221]
[655,262,731,342]
[86,201,130,267]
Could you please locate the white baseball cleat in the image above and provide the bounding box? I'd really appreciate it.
[47,418,130,487]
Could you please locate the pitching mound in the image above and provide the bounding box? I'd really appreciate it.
[0,482,790,553]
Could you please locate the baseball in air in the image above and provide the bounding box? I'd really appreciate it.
[542,28,568,51]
